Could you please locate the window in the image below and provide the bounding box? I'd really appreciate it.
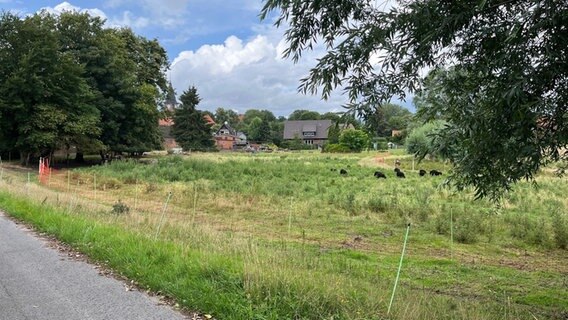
[303,131,316,137]
[304,140,313,145]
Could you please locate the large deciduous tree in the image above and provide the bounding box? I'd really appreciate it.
[172,86,214,151]
[321,112,341,122]
[248,117,271,143]
[405,120,447,160]
[261,0,568,199]
[243,109,276,124]
[0,12,99,165]
[96,27,167,155]
[287,109,321,120]
[214,107,240,126]
[0,11,168,163]
[364,103,413,137]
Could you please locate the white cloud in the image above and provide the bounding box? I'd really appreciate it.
[39,2,152,30]
[40,2,108,20]
[170,19,416,116]
[173,35,273,75]
[32,1,414,115]
[53,1,79,11]
[170,29,348,117]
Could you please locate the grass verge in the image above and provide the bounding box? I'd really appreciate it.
[0,191,251,318]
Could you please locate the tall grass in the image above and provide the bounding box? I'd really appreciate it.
[0,152,567,319]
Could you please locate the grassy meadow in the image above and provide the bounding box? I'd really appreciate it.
[0,151,566,319]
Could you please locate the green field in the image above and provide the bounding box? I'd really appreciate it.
[0,151,566,319]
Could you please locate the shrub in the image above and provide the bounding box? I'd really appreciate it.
[416,205,433,222]
[443,209,490,244]
[339,129,370,152]
[323,143,351,153]
[454,214,480,244]
[432,212,450,235]
[282,135,315,150]
[112,200,130,215]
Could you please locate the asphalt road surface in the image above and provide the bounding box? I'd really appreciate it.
[0,212,186,320]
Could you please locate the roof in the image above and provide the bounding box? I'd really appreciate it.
[283,120,333,140]
[203,114,215,125]
[215,122,237,136]
[303,124,317,132]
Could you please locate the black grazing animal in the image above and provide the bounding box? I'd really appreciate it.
[395,169,406,178]
[430,170,442,176]
[340,169,348,175]
[374,171,387,179]
[419,169,427,176]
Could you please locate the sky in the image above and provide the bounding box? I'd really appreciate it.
[1,0,414,117]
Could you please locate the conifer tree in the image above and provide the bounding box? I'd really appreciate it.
[171,86,214,151]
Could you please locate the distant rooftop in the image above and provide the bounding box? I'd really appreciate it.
[283,120,333,140]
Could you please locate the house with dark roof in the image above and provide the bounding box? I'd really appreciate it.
[214,122,247,150]
[283,120,333,147]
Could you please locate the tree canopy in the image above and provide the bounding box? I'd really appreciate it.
[261,0,568,199]
[405,120,447,160]
[0,11,168,163]
[243,109,276,124]
[247,116,272,142]
[288,109,321,120]
[214,107,240,126]
[364,103,413,137]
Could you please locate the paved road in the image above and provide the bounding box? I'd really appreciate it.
[0,212,186,320]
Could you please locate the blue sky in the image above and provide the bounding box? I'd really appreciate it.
[1,0,414,117]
